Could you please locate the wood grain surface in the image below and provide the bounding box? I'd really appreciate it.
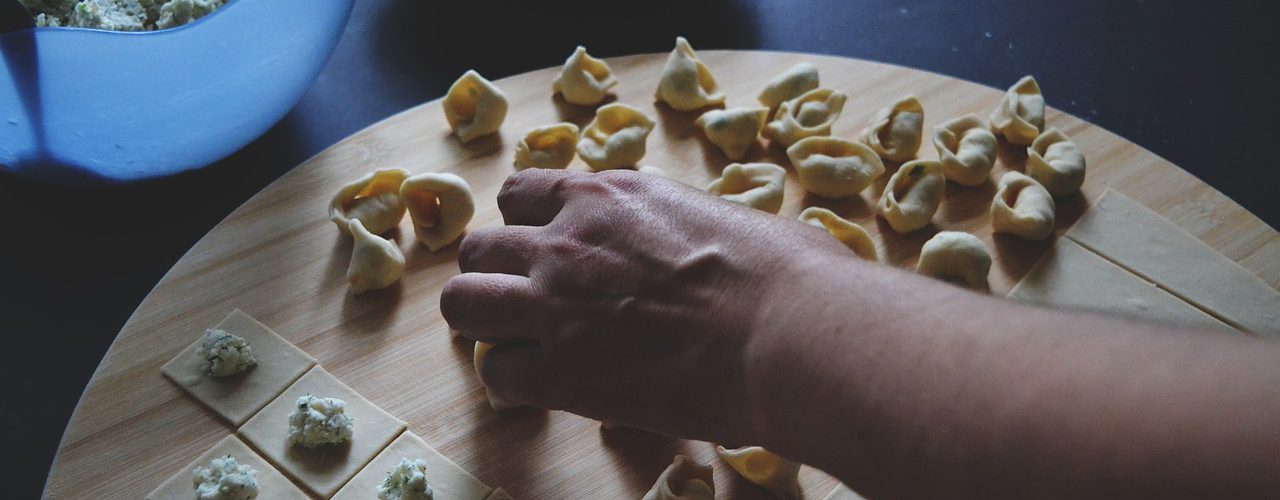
[44,50,1280,499]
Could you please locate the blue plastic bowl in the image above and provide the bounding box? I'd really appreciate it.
[0,0,355,183]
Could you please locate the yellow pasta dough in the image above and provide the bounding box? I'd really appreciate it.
[990,75,1045,145]
[444,70,509,143]
[716,446,801,500]
[785,136,884,198]
[346,219,405,294]
[763,88,847,147]
[798,207,877,261]
[695,106,769,160]
[877,159,945,233]
[552,46,618,106]
[329,168,409,235]
[757,62,819,110]
[472,341,517,411]
[933,114,997,186]
[514,123,580,170]
[707,162,787,214]
[991,171,1056,240]
[643,455,715,500]
[576,103,656,170]
[1026,127,1086,197]
[863,95,924,162]
[400,172,475,251]
[655,37,726,111]
[916,231,991,291]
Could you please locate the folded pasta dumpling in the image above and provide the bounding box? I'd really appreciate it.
[346,219,406,294]
[707,163,787,214]
[933,114,997,186]
[716,446,801,500]
[473,341,518,411]
[443,70,509,143]
[576,103,656,171]
[696,107,769,160]
[757,62,819,109]
[552,46,618,106]
[991,171,1056,240]
[763,88,847,147]
[1026,127,1086,197]
[798,207,877,261]
[786,136,884,198]
[877,159,945,233]
[655,37,726,111]
[400,173,475,251]
[329,168,410,235]
[990,75,1045,145]
[916,231,991,291]
[863,95,925,162]
[642,455,715,500]
[514,123,580,170]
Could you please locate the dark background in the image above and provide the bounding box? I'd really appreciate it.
[4,0,1278,496]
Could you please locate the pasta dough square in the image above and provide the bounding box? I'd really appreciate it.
[161,309,317,426]
[821,484,867,500]
[238,366,407,498]
[146,435,309,500]
[332,431,494,500]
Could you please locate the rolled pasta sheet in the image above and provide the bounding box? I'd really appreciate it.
[329,168,410,235]
[514,123,580,170]
[991,171,1056,240]
[786,136,884,198]
[757,62,820,110]
[655,37,726,111]
[708,163,787,214]
[933,114,997,186]
[400,173,476,251]
[1026,127,1086,197]
[763,88,847,147]
[990,75,1045,145]
[443,70,509,143]
[877,159,945,233]
[696,107,769,160]
[577,103,656,171]
[863,95,925,162]
[715,446,801,500]
[346,219,406,294]
[798,207,878,261]
[916,231,991,291]
[552,46,618,106]
[642,455,715,500]
[472,341,518,411]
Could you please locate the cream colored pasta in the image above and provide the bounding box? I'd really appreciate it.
[552,46,618,106]
[1026,127,1086,196]
[443,70,508,143]
[916,231,991,291]
[655,37,726,111]
[514,123,580,170]
[991,171,1056,240]
[473,342,517,411]
[346,219,406,294]
[707,163,787,214]
[933,114,997,186]
[715,446,801,500]
[785,136,884,198]
[638,165,668,177]
[576,103,657,170]
[763,88,847,147]
[798,207,877,261]
[877,159,945,233]
[990,75,1045,145]
[329,168,410,235]
[399,173,475,252]
[642,455,715,500]
[696,107,769,160]
[757,62,819,109]
[863,95,924,162]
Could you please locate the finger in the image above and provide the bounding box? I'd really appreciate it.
[440,273,549,342]
[497,169,583,226]
[457,225,541,276]
[479,340,560,409]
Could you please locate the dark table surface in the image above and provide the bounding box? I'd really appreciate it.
[4,0,1278,495]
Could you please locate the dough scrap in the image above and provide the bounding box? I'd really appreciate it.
[707,163,787,214]
[916,231,991,291]
[758,62,820,110]
[877,159,945,233]
[763,88,847,147]
[400,172,476,251]
[332,431,494,500]
[577,103,656,171]
[553,46,618,106]
[473,341,518,411]
[715,446,801,500]
[655,37,726,111]
[642,455,715,500]
[990,75,1045,145]
[329,168,410,235]
[444,70,509,143]
[786,136,884,198]
[991,171,1056,241]
[515,123,580,170]
[933,114,997,186]
[1026,127,1086,197]
[146,435,308,500]
[696,107,769,160]
[863,95,924,162]
[798,207,877,261]
[347,219,406,294]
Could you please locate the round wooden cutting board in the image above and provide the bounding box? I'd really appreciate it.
[45,50,1280,499]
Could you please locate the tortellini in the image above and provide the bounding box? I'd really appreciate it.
[346,219,406,294]
[933,114,998,186]
[785,136,884,198]
[707,163,787,214]
[514,123,580,170]
[642,455,715,500]
[757,62,819,110]
[798,207,877,261]
[916,231,991,291]
[329,168,410,235]
[576,103,656,170]
[763,88,847,147]
[877,159,945,233]
[1026,127,1086,197]
[863,95,924,162]
[990,75,1045,145]
[552,46,618,106]
[655,37,726,111]
[473,341,517,411]
[991,171,1056,240]
[696,107,769,160]
[443,70,509,143]
[400,173,475,251]
[715,446,801,500]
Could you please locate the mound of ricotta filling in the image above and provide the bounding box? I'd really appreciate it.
[287,395,354,448]
[23,0,226,31]
[192,455,258,500]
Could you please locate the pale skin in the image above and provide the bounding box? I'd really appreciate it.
[441,169,1280,499]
